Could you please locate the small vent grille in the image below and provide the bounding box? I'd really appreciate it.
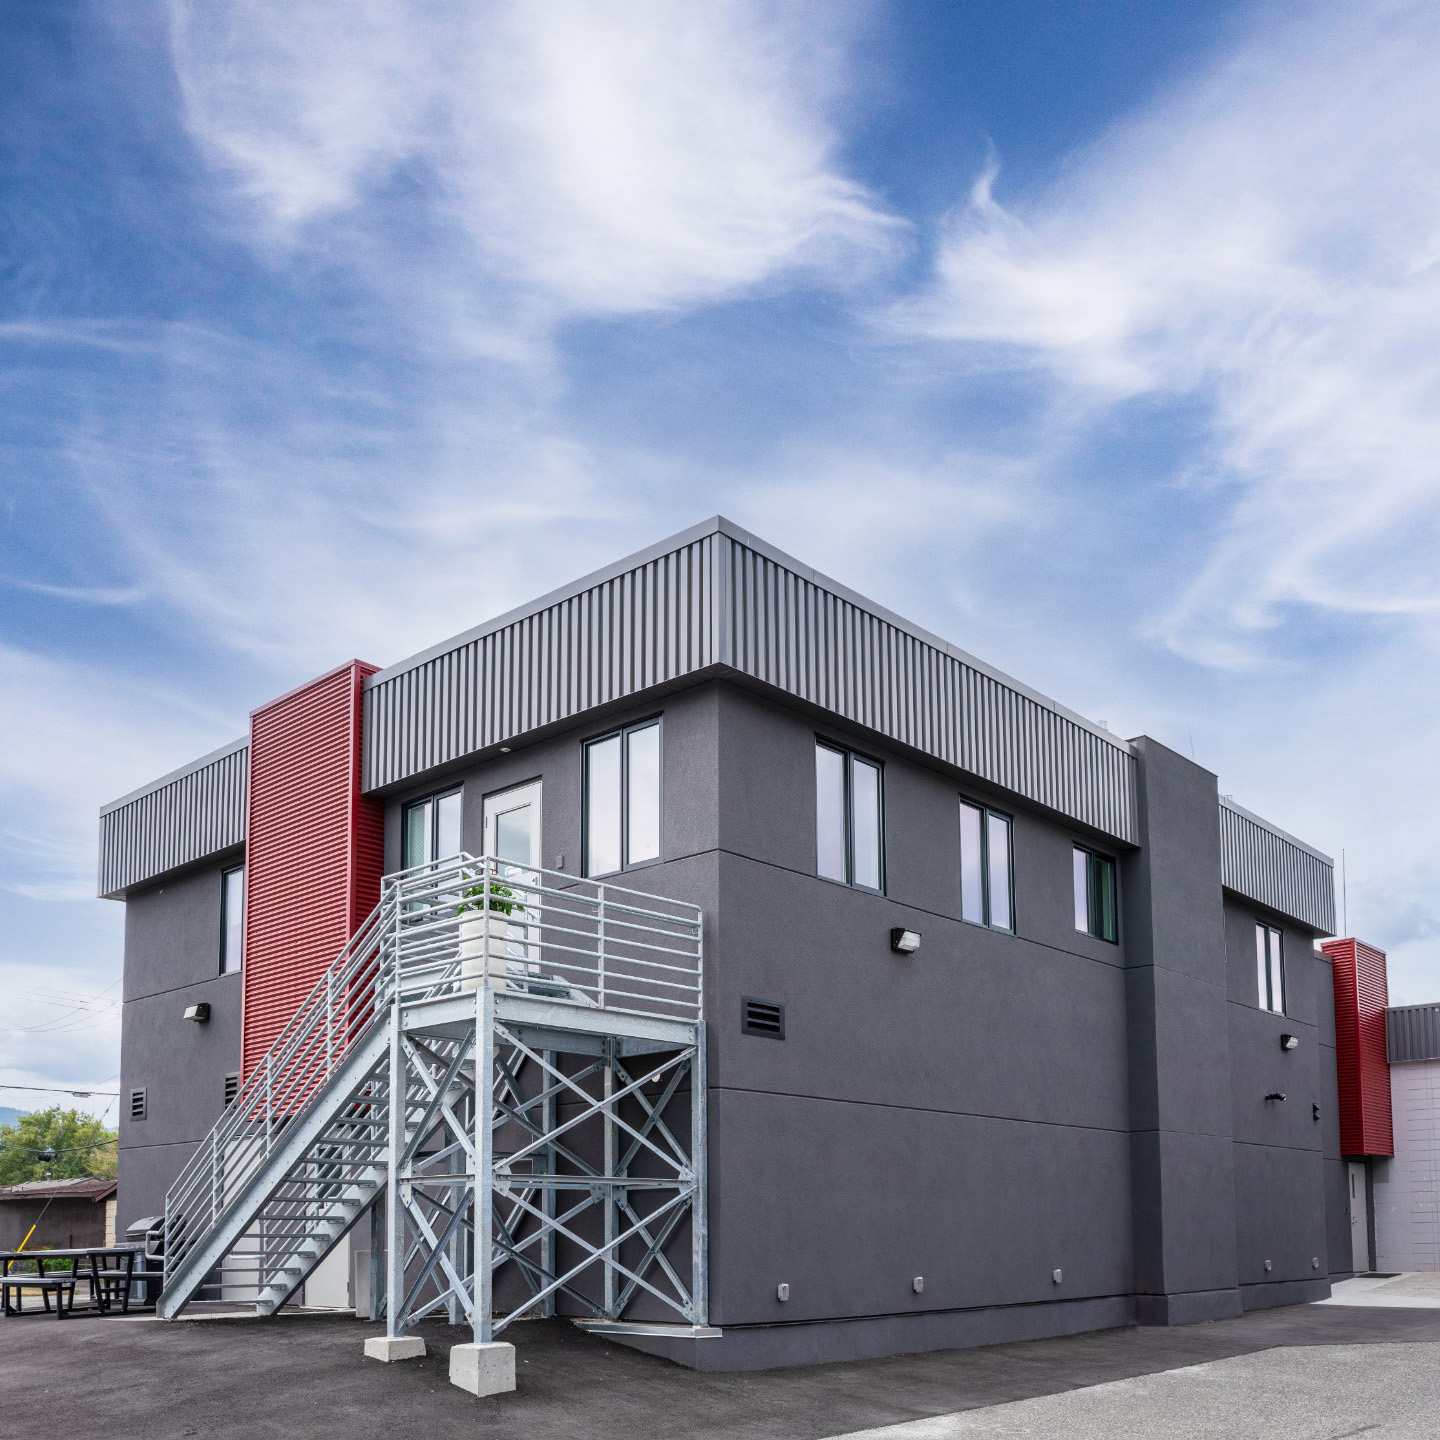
[223,1073,239,1107]
[129,1088,147,1122]
[741,997,784,1040]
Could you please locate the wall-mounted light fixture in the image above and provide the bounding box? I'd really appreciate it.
[1280,1033,1299,1051]
[1265,1091,1287,1102]
[183,1003,211,1024]
[890,928,921,954]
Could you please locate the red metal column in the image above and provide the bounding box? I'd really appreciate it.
[241,660,384,1079]
[1323,937,1393,1157]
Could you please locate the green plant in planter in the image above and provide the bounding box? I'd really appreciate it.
[457,883,526,918]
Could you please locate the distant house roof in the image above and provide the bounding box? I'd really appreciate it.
[0,1178,117,1203]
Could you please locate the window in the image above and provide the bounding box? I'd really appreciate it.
[1073,846,1118,942]
[815,741,883,891]
[584,719,661,876]
[959,800,1014,930]
[220,865,245,975]
[402,786,463,870]
[1256,922,1285,1014]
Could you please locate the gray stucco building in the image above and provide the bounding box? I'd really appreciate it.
[101,517,1348,1372]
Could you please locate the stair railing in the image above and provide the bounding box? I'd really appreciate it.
[162,855,703,1296]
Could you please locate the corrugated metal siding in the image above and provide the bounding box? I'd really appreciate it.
[1219,799,1335,933]
[1388,1004,1440,1064]
[97,741,248,898]
[1325,937,1394,1157]
[364,534,717,792]
[242,661,382,1080]
[363,522,1139,841]
[721,537,1137,840]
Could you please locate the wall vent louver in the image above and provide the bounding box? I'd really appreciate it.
[129,1088,147,1122]
[223,1073,239,1108]
[741,997,785,1040]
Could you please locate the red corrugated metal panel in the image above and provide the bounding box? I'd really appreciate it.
[241,660,382,1080]
[1324,937,1393,1157]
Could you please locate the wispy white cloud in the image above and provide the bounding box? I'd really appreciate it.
[898,0,1440,667]
[169,0,902,319]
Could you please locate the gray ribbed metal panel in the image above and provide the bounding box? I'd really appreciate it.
[719,533,1137,841]
[98,739,248,899]
[364,531,719,792]
[1218,797,1335,933]
[1388,1003,1440,1064]
[362,517,1139,842]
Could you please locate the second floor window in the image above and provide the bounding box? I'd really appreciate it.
[960,800,1013,931]
[584,719,661,876]
[403,786,462,870]
[1073,846,1118,942]
[220,865,245,974]
[815,741,883,892]
[1256,922,1285,1014]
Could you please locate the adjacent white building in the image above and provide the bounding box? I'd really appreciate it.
[1375,1003,1440,1272]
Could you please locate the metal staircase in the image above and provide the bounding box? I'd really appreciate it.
[157,855,707,1342]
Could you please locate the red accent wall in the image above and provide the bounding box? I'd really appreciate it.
[1323,937,1393,1157]
[241,660,383,1079]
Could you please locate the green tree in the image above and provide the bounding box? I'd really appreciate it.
[0,1107,118,1185]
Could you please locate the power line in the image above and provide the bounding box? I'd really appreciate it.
[0,1084,119,1097]
[0,1138,118,1158]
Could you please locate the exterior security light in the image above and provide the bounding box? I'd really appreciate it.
[184,1003,211,1023]
[1280,1033,1299,1051]
[890,928,922,954]
[776,1283,790,1302]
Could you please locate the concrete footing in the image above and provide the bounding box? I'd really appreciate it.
[363,1335,426,1362]
[449,1341,516,1396]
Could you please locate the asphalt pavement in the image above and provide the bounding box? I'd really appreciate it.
[3,1302,1440,1439]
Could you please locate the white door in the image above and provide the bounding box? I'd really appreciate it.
[483,780,541,873]
[481,782,542,980]
[1350,1161,1370,1273]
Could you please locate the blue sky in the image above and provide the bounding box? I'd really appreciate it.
[4,0,1440,1113]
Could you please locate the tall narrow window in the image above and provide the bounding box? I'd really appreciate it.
[220,865,245,975]
[402,787,463,870]
[584,719,661,876]
[959,800,1014,931]
[814,741,884,892]
[1073,846,1118,942]
[1256,923,1285,1014]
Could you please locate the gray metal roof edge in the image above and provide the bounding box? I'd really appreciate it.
[1219,795,1334,868]
[363,516,730,688]
[363,514,1134,756]
[1388,1001,1440,1016]
[98,735,249,817]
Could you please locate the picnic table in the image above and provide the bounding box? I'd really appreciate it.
[0,1244,148,1319]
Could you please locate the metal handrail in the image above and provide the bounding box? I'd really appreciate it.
[162,854,703,1293]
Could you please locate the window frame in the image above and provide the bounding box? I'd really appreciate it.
[582,715,664,878]
[958,797,1016,933]
[1256,921,1286,1014]
[219,864,245,976]
[1073,845,1119,943]
[401,785,464,871]
[814,738,886,895]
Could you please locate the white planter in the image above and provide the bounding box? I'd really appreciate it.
[458,913,518,993]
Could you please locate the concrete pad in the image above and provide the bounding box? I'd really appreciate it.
[1315,1272,1440,1309]
[448,1340,515,1396]
[827,1343,1440,1439]
[363,1334,426,1362]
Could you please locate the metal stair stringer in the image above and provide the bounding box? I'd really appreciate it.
[157,1014,393,1320]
